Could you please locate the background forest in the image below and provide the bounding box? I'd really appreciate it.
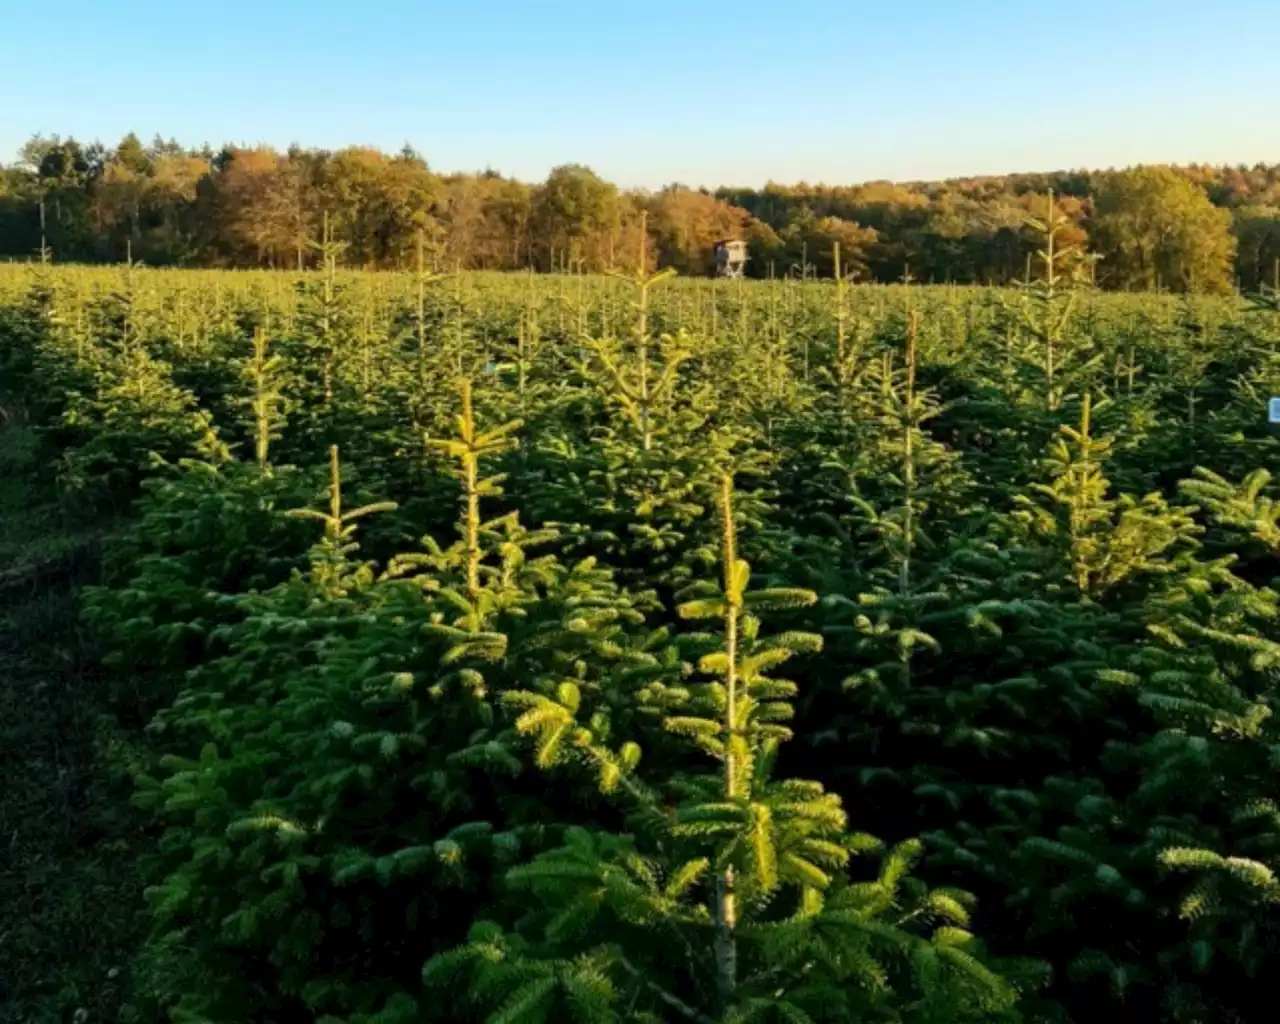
[3,132,1279,292]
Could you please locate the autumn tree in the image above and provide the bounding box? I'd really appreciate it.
[1234,205,1280,292]
[92,134,155,256]
[1091,166,1237,293]
[742,217,785,276]
[202,147,314,267]
[531,163,617,271]
[113,132,151,176]
[144,153,211,262]
[318,147,439,268]
[646,185,749,275]
[436,172,532,270]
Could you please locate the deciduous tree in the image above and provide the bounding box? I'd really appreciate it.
[1091,166,1236,294]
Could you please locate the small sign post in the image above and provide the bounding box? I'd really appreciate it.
[1270,398,1280,424]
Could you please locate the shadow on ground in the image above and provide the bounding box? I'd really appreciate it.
[0,422,149,1024]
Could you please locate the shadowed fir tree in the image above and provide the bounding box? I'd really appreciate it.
[424,475,1040,1022]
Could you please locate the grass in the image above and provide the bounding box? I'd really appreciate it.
[0,422,149,1024]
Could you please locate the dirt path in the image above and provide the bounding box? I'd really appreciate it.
[0,425,147,1024]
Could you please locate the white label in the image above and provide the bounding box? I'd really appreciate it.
[1270,398,1280,424]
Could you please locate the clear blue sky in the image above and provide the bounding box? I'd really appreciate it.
[3,0,1278,189]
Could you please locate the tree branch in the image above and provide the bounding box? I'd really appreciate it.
[616,954,716,1024]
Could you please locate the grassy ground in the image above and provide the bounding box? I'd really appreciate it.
[0,422,148,1024]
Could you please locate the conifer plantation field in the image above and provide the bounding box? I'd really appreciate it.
[7,212,1280,1024]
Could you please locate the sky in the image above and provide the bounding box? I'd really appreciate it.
[3,0,1279,190]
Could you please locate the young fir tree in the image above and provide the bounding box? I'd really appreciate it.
[520,244,768,593]
[233,325,292,471]
[801,370,1209,1017]
[1180,275,1280,484]
[133,386,660,1023]
[956,192,1100,500]
[1121,465,1280,1016]
[425,476,1033,1023]
[284,213,357,456]
[58,325,229,510]
[947,393,1206,1016]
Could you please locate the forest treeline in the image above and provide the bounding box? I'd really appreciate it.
[2,132,1279,292]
